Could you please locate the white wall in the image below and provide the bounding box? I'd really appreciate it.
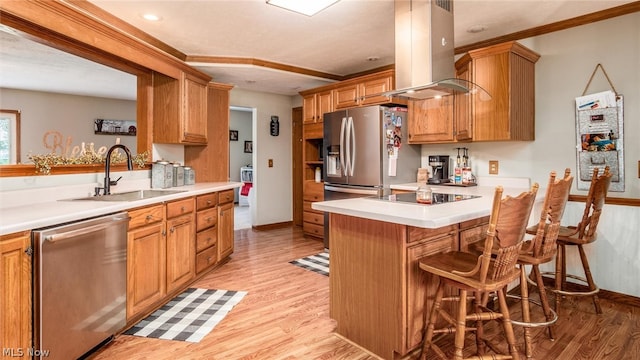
[0,88,137,162]
[422,12,640,297]
[229,88,294,227]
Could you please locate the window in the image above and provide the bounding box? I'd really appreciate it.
[0,110,21,164]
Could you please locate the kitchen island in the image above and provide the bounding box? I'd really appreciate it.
[312,185,537,359]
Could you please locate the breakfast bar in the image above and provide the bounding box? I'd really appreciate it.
[312,185,538,359]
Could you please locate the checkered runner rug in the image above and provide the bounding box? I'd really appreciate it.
[124,288,246,343]
[289,251,329,276]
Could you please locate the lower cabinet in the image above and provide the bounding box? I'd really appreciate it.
[127,204,166,320]
[165,198,196,294]
[0,231,31,357]
[218,190,235,260]
[195,192,219,274]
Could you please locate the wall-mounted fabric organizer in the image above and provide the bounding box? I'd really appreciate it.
[575,64,624,192]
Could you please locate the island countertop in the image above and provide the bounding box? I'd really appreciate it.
[312,184,539,229]
[0,182,241,235]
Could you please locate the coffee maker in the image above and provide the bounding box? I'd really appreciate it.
[428,155,450,184]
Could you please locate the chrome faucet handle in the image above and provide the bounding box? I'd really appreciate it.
[109,176,123,186]
[94,187,103,196]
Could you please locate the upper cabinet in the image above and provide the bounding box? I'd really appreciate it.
[303,90,333,124]
[334,70,394,109]
[153,71,209,145]
[455,41,540,142]
[408,41,540,144]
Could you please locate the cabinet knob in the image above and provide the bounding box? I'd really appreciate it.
[170,227,175,233]
[207,200,212,205]
[181,206,185,212]
[146,215,154,221]
[207,217,213,222]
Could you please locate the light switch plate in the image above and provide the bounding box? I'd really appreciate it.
[489,160,499,175]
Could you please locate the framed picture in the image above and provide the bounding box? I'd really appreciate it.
[229,130,239,141]
[244,141,252,153]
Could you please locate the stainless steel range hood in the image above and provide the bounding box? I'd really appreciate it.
[384,0,473,100]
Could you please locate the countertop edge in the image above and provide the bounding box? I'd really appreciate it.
[0,182,241,236]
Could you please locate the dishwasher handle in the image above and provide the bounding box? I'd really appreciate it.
[45,215,130,243]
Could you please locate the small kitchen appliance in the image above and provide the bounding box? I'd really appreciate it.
[428,155,450,184]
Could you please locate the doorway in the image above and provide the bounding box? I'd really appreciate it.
[230,106,254,230]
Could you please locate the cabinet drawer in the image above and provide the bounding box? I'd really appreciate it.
[303,222,324,238]
[166,197,194,219]
[196,207,218,232]
[407,225,457,243]
[196,193,218,210]
[196,226,218,252]
[303,181,324,201]
[303,211,324,226]
[218,189,235,204]
[196,245,218,274]
[128,205,164,229]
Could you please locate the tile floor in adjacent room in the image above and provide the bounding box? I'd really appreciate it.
[234,204,251,230]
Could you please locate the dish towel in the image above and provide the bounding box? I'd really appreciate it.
[240,182,252,196]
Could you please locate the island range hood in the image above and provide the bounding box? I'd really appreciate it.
[384,0,476,100]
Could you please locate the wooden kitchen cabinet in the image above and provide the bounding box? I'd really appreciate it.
[455,41,540,141]
[126,204,166,320]
[303,90,332,124]
[334,70,394,109]
[0,231,31,356]
[153,71,208,144]
[303,180,324,238]
[165,198,195,294]
[218,190,235,260]
[407,95,455,143]
[195,192,219,274]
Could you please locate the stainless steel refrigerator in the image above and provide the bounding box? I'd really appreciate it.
[323,105,421,248]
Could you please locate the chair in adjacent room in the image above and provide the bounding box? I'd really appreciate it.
[515,169,573,359]
[531,166,612,315]
[419,184,539,360]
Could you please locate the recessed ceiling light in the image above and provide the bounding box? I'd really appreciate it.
[467,25,487,34]
[142,13,161,21]
[367,56,380,62]
[266,0,340,16]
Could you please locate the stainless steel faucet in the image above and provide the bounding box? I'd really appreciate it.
[102,144,133,195]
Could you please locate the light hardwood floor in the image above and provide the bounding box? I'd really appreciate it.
[92,226,640,360]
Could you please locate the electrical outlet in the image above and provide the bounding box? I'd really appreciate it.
[489,160,499,175]
[268,159,273,168]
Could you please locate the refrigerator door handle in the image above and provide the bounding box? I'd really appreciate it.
[339,117,347,176]
[348,116,356,177]
[345,116,352,176]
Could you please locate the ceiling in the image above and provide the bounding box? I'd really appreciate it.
[0,0,636,100]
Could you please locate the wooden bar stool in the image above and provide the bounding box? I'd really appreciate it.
[534,166,612,315]
[419,184,539,360]
[515,169,573,359]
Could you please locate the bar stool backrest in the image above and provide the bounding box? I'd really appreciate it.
[576,166,612,242]
[530,169,574,258]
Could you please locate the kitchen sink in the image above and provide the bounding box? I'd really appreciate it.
[65,189,186,202]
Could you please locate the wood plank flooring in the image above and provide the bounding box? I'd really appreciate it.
[92,226,640,360]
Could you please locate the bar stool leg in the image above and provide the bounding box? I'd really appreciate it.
[474,290,487,356]
[454,289,468,360]
[531,264,556,340]
[555,244,565,313]
[520,267,533,359]
[497,287,521,360]
[420,280,445,360]
[578,244,602,314]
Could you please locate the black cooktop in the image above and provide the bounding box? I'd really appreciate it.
[370,192,480,205]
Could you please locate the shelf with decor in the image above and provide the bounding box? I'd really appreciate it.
[94,119,137,136]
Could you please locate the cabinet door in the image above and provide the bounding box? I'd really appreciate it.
[127,222,166,319]
[334,83,359,109]
[408,96,455,143]
[455,60,473,141]
[302,94,317,124]
[406,234,456,351]
[183,75,208,144]
[218,202,234,259]
[359,74,392,106]
[316,90,333,122]
[0,232,31,353]
[166,214,195,294]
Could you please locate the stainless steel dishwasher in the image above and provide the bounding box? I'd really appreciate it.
[32,212,129,359]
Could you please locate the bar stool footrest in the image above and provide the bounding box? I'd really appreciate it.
[533,271,600,297]
[506,294,559,328]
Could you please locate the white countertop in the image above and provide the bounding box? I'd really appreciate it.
[0,182,241,235]
[313,183,541,229]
